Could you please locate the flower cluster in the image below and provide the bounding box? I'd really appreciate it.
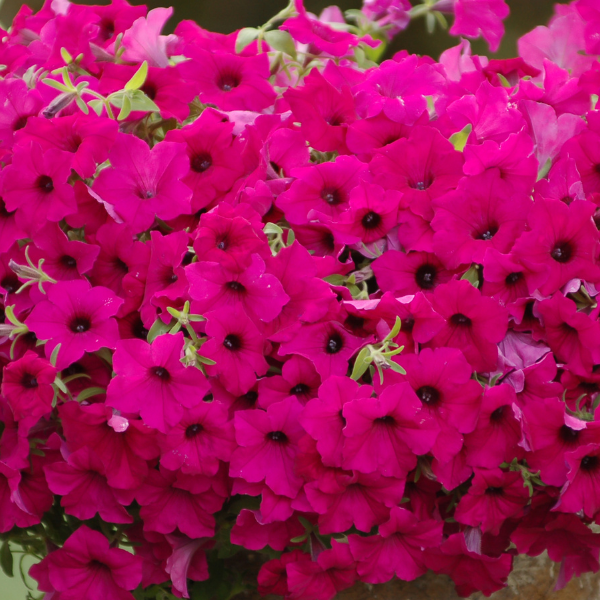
[1,0,600,598]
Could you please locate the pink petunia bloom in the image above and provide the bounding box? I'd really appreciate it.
[369,126,464,221]
[44,446,133,523]
[426,279,508,373]
[59,401,160,490]
[230,396,304,498]
[2,142,76,235]
[165,109,245,211]
[342,382,439,478]
[26,279,123,370]
[348,507,443,583]
[106,332,210,434]
[15,113,118,178]
[259,551,312,596]
[180,48,276,111]
[0,77,44,150]
[278,320,368,380]
[92,133,192,233]
[481,249,530,307]
[30,526,143,600]
[159,401,236,476]
[164,533,211,598]
[555,443,600,518]
[230,509,305,551]
[1,351,56,421]
[286,540,357,600]
[187,253,289,324]
[454,468,529,535]
[202,305,269,396]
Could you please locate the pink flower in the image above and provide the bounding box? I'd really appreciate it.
[1,351,56,420]
[92,133,192,233]
[230,396,304,498]
[30,526,142,600]
[26,279,123,370]
[106,332,210,434]
[348,507,443,583]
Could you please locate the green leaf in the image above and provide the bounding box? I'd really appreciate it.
[75,96,89,115]
[117,94,132,121]
[196,354,216,366]
[351,346,372,381]
[426,11,436,34]
[384,316,402,342]
[49,343,61,367]
[286,228,296,246]
[125,61,148,91]
[88,99,104,116]
[53,377,68,394]
[77,387,106,402]
[496,72,511,88]
[61,67,74,90]
[461,263,481,288]
[323,274,346,286]
[41,78,71,93]
[235,27,259,54]
[147,318,172,343]
[128,89,159,113]
[264,30,297,58]
[433,10,448,29]
[449,123,472,152]
[60,47,73,65]
[0,541,13,577]
[290,534,308,543]
[388,361,406,375]
[263,222,283,235]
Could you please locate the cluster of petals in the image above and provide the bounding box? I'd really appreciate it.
[2,0,600,599]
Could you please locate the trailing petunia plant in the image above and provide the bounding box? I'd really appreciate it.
[1,0,600,599]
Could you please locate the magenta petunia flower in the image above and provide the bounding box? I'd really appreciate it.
[0,77,44,150]
[454,468,529,534]
[230,509,305,552]
[348,507,443,584]
[1,350,56,421]
[44,446,134,523]
[30,525,143,600]
[286,540,357,600]
[160,400,236,476]
[26,279,123,370]
[59,401,160,490]
[202,305,269,396]
[180,48,276,111]
[230,396,304,498]
[106,332,210,433]
[342,382,439,478]
[427,279,508,373]
[187,253,289,324]
[2,142,76,235]
[92,133,192,233]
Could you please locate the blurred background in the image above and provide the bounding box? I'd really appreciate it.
[0,0,571,60]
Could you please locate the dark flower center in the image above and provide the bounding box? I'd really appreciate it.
[505,272,523,285]
[185,423,204,438]
[402,316,415,333]
[241,390,258,404]
[138,189,155,199]
[290,383,310,396]
[99,19,115,40]
[345,315,365,330]
[223,334,241,351]
[361,211,381,229]
[69,316,91,333]
[216,237,228,250]
[1,275,19,294]
[581,455,599,472]
[267,430,288,442]
[409,176,432,191]
[60,255,77,269]
[226,281,245,292]
[191,153,213,173]
[550,242,572,263]
[151,366,171,381]
[559,425,580,444]
[37,175,54,193]
[490,405,507,422]
[141,83,157,101]
[376,415,395,425]
[485,486,504,496]
[21,373,38,389]
[218,73,241,92]
[450,313,472,327]
[415,264,437,289]
[325,333,343,354]
[114,258,129,273]
[13,116,28,131]
[417,385,440,406]
[477,225,499,241]
[321,188,342,205]
[168,271,178,284]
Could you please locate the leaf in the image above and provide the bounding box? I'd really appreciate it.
[263,222,283,235]
[196,354,216,366]
[128,89,160,113]
[41,78,71,93]
[350,347,372,381]
[75,95,89,115]
[388,361,406,375]
[60,47,73,64]
[286,228,295,246]
[264,30,297,58]
[77,387,106,402]
[235,27,259,54]
[460,263,481,288]
[125,61,148,91]
[147,318,172,343]
[449,123,472,152]
[426,12,436,34]
[88,99,104,116]
[384,316,402,342]
[0,541,13,577]
[49,343,61,367]
[117,94,132,121]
